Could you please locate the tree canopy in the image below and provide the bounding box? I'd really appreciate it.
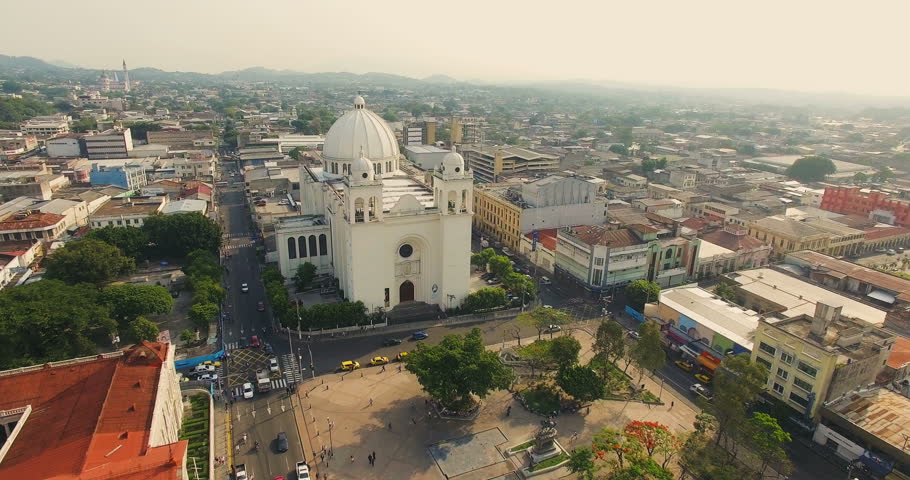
[86,225,150,260]
[557,365,605,403]
[593,320,626,369]
[128,316,159,342]
[292,106,336,135]
[785,156,836,182]
[632,322,666,378]
[405,328,514,409]
[711,353,769,447]
[0,280,116,369]
[626,280,660,311]
[516,306,570,340]
[101,284,173,327]
[44,238,135,285]
[462,287,509,312]
[293,262,317,292]
[142,212,222,257]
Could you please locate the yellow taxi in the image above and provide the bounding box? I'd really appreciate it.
[369,356,390,366]
[203,360,222,367]
[396,352,409,361]
[674,360,694,372]
[694,373,712,384]
[340,360,361,371]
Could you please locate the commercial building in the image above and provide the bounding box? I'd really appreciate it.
[161,199,207,216]
[89,163,148,190]
[815,388,910,478]
[450,116,482,144]
[0,342,188,480]
[146,129,215,149]
[89,196,167,228]
[0,210,69,243]
[403,145,450,171]
[751,303,894,418]
[748,216,833,259]
[520,228,558,274]
[697,225,772,279]
[783,250,910,307]
[555,223,701,293]
[460,145,559,183]
[821,186,910,227]
[725,268,888,326]
[20,115,70,137]
[171,153,217,179]
[401,118,436,146]
[83,128,134,160]
[46,134,85,157]
[656,285,759,354]
[0,133,37,157]
[473,174,607,252]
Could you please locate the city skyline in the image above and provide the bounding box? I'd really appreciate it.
[3,0,910,97]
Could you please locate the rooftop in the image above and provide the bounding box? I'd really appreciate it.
[698,239,734,259]
[751,215,828,239]
[161,199,207,215]
[0,342,186,480]
[92,197,166,217]
[768,309,893,362]
[785,250,910,301]
[728,268,888,325]
[567,226,643,248]
[824,388,910,458]
[0,211,66,231]
[524,228,558,251]
[660,286,759,350]
[700,228,768,252]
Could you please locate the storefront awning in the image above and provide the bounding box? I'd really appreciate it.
[867,289,896,304]
[696,354,721,372]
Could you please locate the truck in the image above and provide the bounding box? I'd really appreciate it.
[256,369,271,393]
[234,464,248,480]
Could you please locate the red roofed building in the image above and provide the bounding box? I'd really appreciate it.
[0,210,68,243]
[520,228,559,274]
[0,342,189,480]
[821,186,910,228]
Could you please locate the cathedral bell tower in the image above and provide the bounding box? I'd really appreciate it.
[345,149,384,224]
[433,146,473,215]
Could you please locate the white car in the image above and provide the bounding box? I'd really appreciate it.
[241,283,249,293]
[269,357,280,373]
[689,383,714,401]
[197,373,219,382]
[296,461,311,479]
[192,364,215,374]
[242,382,254,399]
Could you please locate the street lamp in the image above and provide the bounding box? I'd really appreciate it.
[326,418,335,455]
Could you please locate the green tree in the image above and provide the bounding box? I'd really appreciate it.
[632,322,666,381]
[293,262,317,291]
[1,80,24,93]
[516,306,570,340]
[550,335,582,370]
[736,143,757,155]
[292,106,336,135]
[747,412,791,476]
[873,166,896,182]
[520,340,554,376]
[182,249,222,285]
[142,212,222,257]
[487,255,513,278]
[0,280,116,369]
[462,287,508,312]
[44,238,135,285]
[128,316,159,342]
[593,320,626,369]
[557,365,605,403]
[71,116,98,133]
[853,172,869,183]
[0,96,55,122]
[188,302,218,329]
[711,353,768,447]
[180,329,195,343]
[609,144,629,156]
[567,447,598,480]
[785,156,836,182]
[626,280,660,311]
[405,328,514,409]
[101,284,173,326]
[470,248,496,270]
[593,427,636,469]
[86,225,150,260]
[607,457,673,480]
[288,146,306,161]
[123,121,162,141]
[191,278,225,305]
[715,281,736,302]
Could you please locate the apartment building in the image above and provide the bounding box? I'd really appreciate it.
[461,145,559,183]
[697,225,772,279]
[0,133,37,157]
[751,303,894,418]
[0,210,69,242]
[401,118,436,146]
[748,216,832,259]
[821,186,910,228]
[146,129,215,148]
[472,174,607,252]
[89,196,168,228]
[20,116,70,138]
[89,163,148,190]
[46,134,85,157]
[83,128,133,159]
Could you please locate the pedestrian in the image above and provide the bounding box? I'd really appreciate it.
[367,453,372,465]
[388,422,392,430]
[320,451,325,462]
[369,398,373,407]
[398,365,402,372]
[411,417,416,424]
[571,431,578,441]
[372,451,376,463]
[350,455,354,463]
[506,405,512,416]
[586,407,590,415]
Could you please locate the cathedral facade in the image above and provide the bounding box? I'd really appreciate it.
[277,96,473,313]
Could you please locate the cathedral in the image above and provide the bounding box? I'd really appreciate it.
[98,60,132,92]
[276,96,473,313]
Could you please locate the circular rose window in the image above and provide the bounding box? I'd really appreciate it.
[362,172,369,179]
[399,244,413,258]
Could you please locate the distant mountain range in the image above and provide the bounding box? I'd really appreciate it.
[2,54,908,108]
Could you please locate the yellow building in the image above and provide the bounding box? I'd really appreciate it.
[748,216,831,259]
[750,303,894,419]
[473,184,522,251]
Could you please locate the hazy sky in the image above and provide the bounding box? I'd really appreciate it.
[4,0,910,96]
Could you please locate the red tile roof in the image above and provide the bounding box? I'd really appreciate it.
[863,226,910,241]
[0,212,65,231]
[887,336,910,369]
[700,229,768,252]
[525,228,558,251]
[569,226,643,248]
[0,342,186,480]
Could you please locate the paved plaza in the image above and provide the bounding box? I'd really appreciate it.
[290,327,700,480]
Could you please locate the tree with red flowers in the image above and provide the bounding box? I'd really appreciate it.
[623,421,672,458]
[593,427,638,469]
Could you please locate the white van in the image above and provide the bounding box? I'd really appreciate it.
[540,276,552,285]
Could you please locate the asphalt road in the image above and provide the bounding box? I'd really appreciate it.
[217,162,307,478]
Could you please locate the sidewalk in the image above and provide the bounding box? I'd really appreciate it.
[213,400,232,480]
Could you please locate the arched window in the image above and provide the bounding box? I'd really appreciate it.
[309,236,318,256]
[287,237,297,259]
[665,249,673,259]
[319,234,328,255]
[298,236,308,257]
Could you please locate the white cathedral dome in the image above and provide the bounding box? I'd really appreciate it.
[440,148,465,175]
[349,149,374,184]
[323,96,400,168]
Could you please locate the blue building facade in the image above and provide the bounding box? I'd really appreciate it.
[89,163,148,190]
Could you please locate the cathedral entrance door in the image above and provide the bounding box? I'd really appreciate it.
[399,280,415,303]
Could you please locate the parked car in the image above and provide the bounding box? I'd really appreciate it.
[543,305,553,309]
[203,360,221,367]
[396,352,409,361]
[694,373,712,384]
[340,361,361,371]
[627,330,641,340]
[888,249,897,255]
[369,356,390,366]
[540,276,552,285]
[241,283,249,293]
[382,338,402,346]
[675,360,694,372]
[251,336,260,348]
[193,364,216,374]
[545,325,562,333]
[296,461,311,479]
[257,301,266,312]
[197,373,218,382]
[486,277,500,285]
[276,432,289,453]
[481,273,494,281]
[263,343,274,354]
[412,331,429,340]
[690,383,714,401]
[269,357,280,373]
[242,382,254,399]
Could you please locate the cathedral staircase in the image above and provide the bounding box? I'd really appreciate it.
[388,301,443,325]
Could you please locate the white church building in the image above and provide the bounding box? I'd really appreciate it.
[276,96,473,313]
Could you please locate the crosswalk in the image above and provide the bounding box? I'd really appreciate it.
[282,353,303,384]
[229,378,289,399]
[225,341,239,350]
[224,241,253,251]
[223,232,249,239]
